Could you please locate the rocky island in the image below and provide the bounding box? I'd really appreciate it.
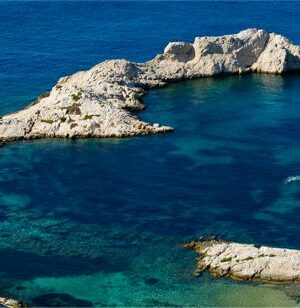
[0,28,300,143]
[185,239,300,283]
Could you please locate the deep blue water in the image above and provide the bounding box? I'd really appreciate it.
[1,1,300,306]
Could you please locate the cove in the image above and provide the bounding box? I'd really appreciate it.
[0,74,300,305]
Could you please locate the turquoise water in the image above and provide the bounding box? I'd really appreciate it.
[1,74,300,305]
[1,1,300,306]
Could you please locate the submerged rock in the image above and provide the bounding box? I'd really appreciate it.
[145,277,159,285]
[184,239,300,283]
[0,29,300,143]
[31,293,93,307]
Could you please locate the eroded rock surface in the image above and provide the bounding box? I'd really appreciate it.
[185,239,300,283]
[1,29,300,143]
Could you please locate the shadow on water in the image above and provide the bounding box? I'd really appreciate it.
[1,249,132,279]
[31,293,93,307]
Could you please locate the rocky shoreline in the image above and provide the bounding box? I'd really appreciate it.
[0,28,300,143]
[0,297,24,308]
[184,238,300,283]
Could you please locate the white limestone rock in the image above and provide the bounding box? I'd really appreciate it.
[0,29,299,143]
[164,41,194,55]
[185,239,300,283]
[0,297,23,308]
[252,33,300,73]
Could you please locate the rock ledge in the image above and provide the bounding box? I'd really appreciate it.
[184,239,300,283]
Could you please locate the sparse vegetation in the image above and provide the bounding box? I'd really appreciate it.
[71,92,82,102]
[220,257,232,263]
[63,103,82,115]
[56,85,62,90]
[29,92,50,107]
[70,123,78,129]
[41,119,54,124]
[59,117,67,122]
[83,115,93,120]
[241,256,254,262]
[39,92,50,99]
[196,264,207,272]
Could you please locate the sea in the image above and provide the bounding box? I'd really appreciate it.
[1,1,300,306]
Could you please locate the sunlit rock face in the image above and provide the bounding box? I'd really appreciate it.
[0,29,300,143]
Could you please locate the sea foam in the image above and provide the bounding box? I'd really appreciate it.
[284,176,300,184]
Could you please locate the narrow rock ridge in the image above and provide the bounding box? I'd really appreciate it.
[184,239,300,283]
[1,28,300,143]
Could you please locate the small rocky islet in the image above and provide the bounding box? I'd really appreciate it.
[184,239,300,283]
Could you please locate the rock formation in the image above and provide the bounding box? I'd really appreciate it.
[184,239,300,283]
[0,297,23,308]
[0,29,300,143]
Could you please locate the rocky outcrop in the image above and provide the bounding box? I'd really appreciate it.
[0,297,23,308]
[0,29,300,143]
[252,33,300,73]
[184,239,300,283]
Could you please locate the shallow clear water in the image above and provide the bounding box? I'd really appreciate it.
[1,1,300,306]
